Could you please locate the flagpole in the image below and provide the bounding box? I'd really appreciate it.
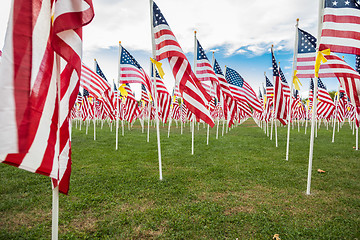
[286,19,299,161]
[147,102,151,142]
[93,59,97,141]
[332,87,340,143]
[191,31,198,155]
[52,53,61,240]
[307,0,325,195]
[150,0,163,180]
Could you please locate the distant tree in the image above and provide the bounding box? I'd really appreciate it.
[328,90,336,101]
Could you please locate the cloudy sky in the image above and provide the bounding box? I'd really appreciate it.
[0,0,356,99]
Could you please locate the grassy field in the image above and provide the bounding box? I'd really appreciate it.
[1,119,359,239]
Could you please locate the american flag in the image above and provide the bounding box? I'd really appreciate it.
[123,84,139,123]
[81,63,111,98]
[279,67,291,98]
[265,75,274,101]
[336,90,347,122]
[296,28,360,110]
[151,64,171,123]
[195,39,221,99]
[141,84,150,104]
[309,78,335,120]
[171,97,181,120]
[119,45,153,95]
[272,48,288,125]
[95,60,116,118]
[213,59,237,127]
[319,0,360,55]
[225,66,263,114]
[151,1,214,127]
[0,0,94,194]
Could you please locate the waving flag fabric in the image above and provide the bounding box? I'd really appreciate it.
[225,67,263,114]
[81,63,110,98]
[152,65,171,123]
[151,1,214,127]
[311,78,335,120]
[213,59,237,126]
[123,84,139,123]
[319,0,360,55]
[279,67,291,98]
[296,28,360,110]
[272,49,288,125]
[0,0,94,194]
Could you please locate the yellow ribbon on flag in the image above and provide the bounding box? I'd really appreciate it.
[118,84,128,97]
[293,70,302,90]
[150,58,165,78]
[315,49,331,77]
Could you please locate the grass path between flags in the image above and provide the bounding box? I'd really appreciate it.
[1,119,359,239]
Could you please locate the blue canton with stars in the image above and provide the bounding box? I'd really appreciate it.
[356,55,360,73]
[318,78,327,90]
[213,59,224,76]
[225,67,244,88]
[271,49,279,77]
[113,82,117,92]
[339,91,345,99]
[95,61,108,82]
[325,0,360,9]
[153,2,169,27]
[265,76,273,88]
[141,84,147,92]
[151,62,161,78]
[294,89,299,99]
[120,46,143,70]
[197,40,210,61]
[83,88,89,97]
[298,28,317,54]
[310,78,327,91]
[279,67,288,84]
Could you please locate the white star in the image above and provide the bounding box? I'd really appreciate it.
[332,0,338,6]
[345,0,350,5]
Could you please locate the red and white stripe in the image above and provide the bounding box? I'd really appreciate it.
[80,63,110,98]
[152,2,214,127]
[320,5,360,55]
[274,75,288,125]
[0,0,94,194]
[123,84,139,123]
[155,77,171,123]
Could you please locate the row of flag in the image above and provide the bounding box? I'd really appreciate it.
[1,0,360,196]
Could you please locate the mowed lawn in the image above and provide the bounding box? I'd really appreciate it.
[1,119,359,239]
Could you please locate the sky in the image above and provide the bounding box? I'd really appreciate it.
[0,0,357,99]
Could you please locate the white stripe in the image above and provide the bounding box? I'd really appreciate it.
[0,3,16,154]
[321,36,360,49]
[32,0,51,89]
[324,7,360,17]
[57,29,82,58]
[19,59,57,178]
[54,0,90,20]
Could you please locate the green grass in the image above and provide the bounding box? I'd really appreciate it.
[1,119,359,239]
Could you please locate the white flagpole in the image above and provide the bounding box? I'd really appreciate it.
[356,124,359,150]
[270,112,274,140]
[93,59,97,141]
[147,102,151,142]
[52,54,62,240]
[150,0,163,180]
[167,116,172,138]
[332,87,339,143]
[191,31,198,155]
[286,18,299,161]
[307,0,324,195]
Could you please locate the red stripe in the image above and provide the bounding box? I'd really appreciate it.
[322,29,360,41]
[323,14,360,24]
[319,43,360,55]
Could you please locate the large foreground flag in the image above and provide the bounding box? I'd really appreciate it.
[296,28,360,109]
[272,48,288,125]
[0,0,94,194]
[319,0,360,55]
[151,1,214,127]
